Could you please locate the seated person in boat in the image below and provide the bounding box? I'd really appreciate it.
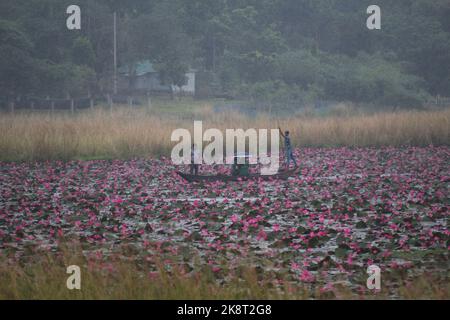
[190,144,199,175]
[232,153,250,176]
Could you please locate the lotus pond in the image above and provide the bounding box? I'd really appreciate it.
[0,147,448,297]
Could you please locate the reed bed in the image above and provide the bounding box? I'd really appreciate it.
[0,105,448,161]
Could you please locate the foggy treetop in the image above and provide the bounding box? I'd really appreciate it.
[1,0,449,106]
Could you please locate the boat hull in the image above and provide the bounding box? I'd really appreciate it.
[176,168,299,183]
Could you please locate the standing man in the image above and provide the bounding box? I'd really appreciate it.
[279,128,298,169]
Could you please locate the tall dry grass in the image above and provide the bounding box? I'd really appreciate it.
[0,105,448,161]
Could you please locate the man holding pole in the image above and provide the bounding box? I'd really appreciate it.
[279,127,298,169]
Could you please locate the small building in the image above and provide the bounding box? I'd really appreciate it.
[118,60,196,95]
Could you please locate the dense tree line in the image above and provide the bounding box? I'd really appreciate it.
[0,0,449,106]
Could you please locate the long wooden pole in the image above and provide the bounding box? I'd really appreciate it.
[113,11,118,95]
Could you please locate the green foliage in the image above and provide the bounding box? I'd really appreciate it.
[274,50,324,87]
[71,37,96,68]
[119,2,192,88]
[37,62,96,97]
[323,53,430,106]
[242,50,429,107]
[0,19,36,96]
[0,0,448,106]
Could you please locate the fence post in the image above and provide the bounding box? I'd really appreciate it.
[70,99,75,114]
[90,97,94,110]
[147,93,152,111]
[107,94,113,114]
[30,100,35,110]
[46,96,52,113]
[9,100,15,113]
[128,96,134,109]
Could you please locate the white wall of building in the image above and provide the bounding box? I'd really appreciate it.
[172,72,196,95]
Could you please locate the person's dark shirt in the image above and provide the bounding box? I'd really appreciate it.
[284,136,291,149]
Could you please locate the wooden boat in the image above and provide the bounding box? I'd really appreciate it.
[176,167,299,183]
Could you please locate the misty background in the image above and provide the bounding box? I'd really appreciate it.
[0,0,449,109]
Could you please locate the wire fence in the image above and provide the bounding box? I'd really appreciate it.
[427,96,450,107]
[0,94,148,113]
[1,94,448,113]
